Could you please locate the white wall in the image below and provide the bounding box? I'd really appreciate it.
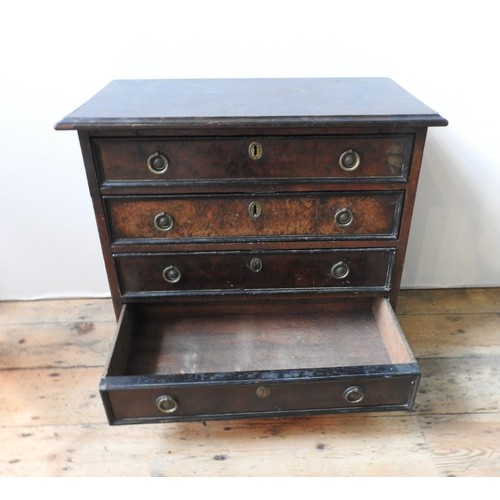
[1,0,499,300]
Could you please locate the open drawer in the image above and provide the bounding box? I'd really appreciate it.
[100,298,420,424]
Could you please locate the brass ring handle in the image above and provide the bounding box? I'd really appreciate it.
[335,208,354,227]
[331,261,350,280]
[154,212,174,232]
[339,149,361,172]
[343,386,365,404]
[162,265,182,284]
[156,395,178,414]
[147,152,169,174]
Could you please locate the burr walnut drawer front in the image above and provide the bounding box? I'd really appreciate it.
[100,298,420,424]
[95,135,412,184]
[115,248,395,297]
[105,191,403,244]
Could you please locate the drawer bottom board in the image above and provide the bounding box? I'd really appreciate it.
[100,298,420,424]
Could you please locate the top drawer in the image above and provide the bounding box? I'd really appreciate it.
[94,135,413,185]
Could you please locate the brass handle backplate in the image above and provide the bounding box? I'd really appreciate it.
[339,149,361,172]
[334,208,354,227]
[343,386,365,404]
[163,265,182,284]
[156,395,178,414]
[331,261,350,280]
[154,212,174,232]
[147,152,169,174]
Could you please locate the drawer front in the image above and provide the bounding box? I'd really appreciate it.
[116,249,395,295]
[106,192,403,244]
[102,374,419,423]
[95,135,412,184]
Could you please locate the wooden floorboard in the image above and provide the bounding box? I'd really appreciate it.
[1,288,499,477]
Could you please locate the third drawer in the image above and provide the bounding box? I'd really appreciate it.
[115,248,396,297]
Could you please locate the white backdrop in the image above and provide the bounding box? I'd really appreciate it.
[1,0,499,300]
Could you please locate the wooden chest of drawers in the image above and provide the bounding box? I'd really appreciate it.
[56,78,447,424]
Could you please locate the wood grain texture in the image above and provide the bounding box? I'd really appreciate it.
[419,414,500,476]
[1,288,499,476]
[126,308,392,374]
[96,135,410,183]
[116,248,394,295]
[106,192,402,242]
[0,416,436,477]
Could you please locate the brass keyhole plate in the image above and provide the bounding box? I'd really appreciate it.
[248,141,263,160]
[256,386,271,398]
[248,201,262,219]
[249,257,263,272]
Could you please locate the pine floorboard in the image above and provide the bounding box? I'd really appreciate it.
[1,288,499,477]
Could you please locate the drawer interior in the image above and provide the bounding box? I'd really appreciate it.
[101,297,419,423]
[106,298,415,378]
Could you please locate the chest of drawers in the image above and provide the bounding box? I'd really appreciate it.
[56,78,447,424]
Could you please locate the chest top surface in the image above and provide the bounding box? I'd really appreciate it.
[55,77,447,130]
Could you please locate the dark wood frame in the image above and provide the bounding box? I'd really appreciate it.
[56,78,446,424]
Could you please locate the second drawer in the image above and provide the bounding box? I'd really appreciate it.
[105,191,404,244]
[115,248,395,297]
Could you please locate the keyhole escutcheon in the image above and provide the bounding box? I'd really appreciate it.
[249,257,263,273]
[248,201,262,219]
[248,141,263,160]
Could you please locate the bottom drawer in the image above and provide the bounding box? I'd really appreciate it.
[100,298,420,424]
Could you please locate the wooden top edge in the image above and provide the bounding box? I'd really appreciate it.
[55,115,448,130]
[55,78,448,130]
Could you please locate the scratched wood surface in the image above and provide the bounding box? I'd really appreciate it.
[1,288,499,477]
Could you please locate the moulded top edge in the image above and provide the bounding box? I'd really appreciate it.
[55,114,448,131]
[55,78,448,130]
